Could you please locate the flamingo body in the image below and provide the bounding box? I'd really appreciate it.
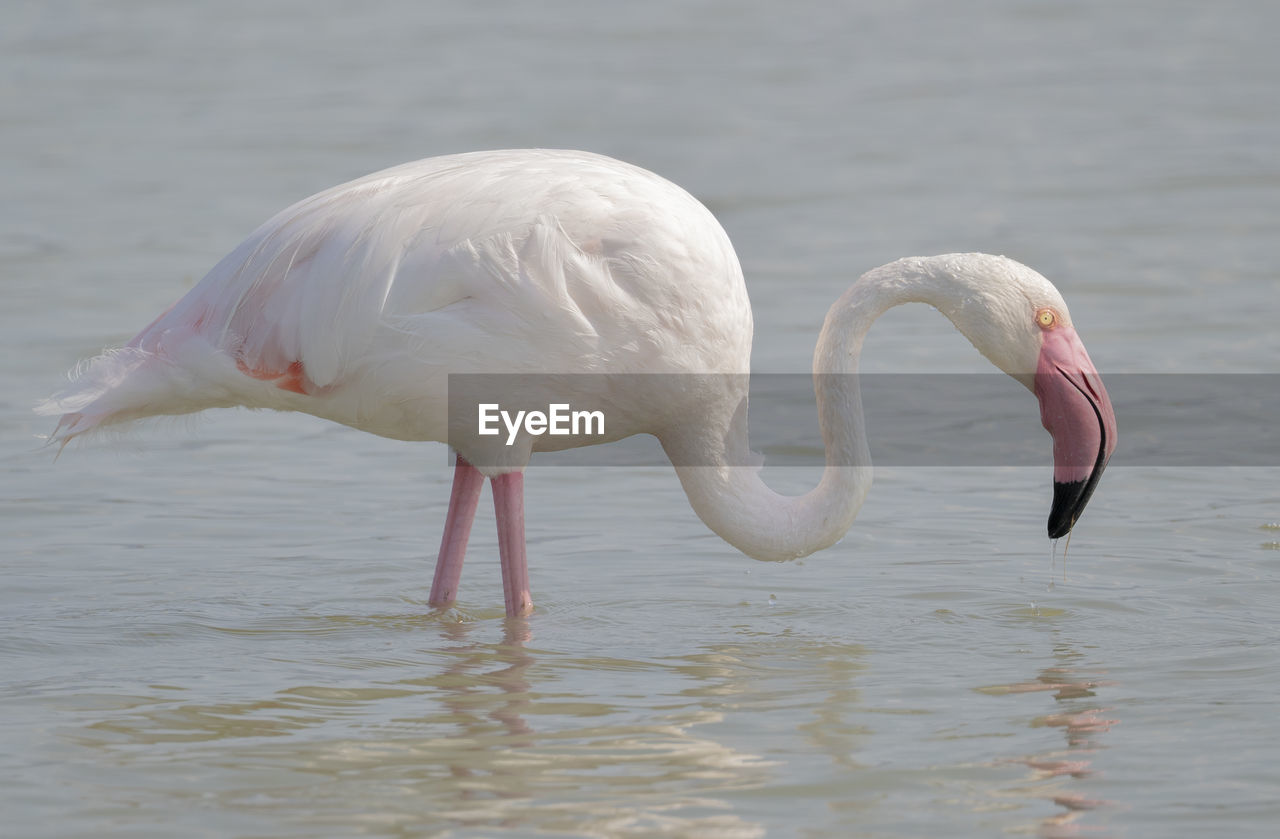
[48,150,749,450]
[40,149,1117,617]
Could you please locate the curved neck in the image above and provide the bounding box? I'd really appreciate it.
[661,257,974,561]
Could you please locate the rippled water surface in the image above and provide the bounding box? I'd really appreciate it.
[4,1,1279,836]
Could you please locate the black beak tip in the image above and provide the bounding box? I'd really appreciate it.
[1048,479,1087,539]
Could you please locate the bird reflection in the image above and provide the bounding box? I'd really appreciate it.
[982,664,1120,838]
[408,614,774,835]
[433,616,536,742]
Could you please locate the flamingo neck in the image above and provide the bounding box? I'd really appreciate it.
[663,256,980,561]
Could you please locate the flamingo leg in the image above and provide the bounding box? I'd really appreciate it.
[428,454,485,607]
[492,471,532,617]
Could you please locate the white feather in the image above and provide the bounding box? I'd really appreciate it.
[39,149,751,445]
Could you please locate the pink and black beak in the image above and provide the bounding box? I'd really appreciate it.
[1034,325,1117,539]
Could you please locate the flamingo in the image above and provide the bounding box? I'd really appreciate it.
[39,149,1117,617]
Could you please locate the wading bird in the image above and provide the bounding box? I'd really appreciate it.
[40,149,1116,616]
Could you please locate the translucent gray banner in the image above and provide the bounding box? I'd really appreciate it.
[446,374,1276,467]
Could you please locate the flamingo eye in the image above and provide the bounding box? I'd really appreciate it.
[1036,308,1057,329]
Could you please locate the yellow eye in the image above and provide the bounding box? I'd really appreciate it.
[1036,308,1057,329]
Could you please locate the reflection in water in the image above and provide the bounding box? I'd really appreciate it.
[51,605,1133,838]
[61,612,777,837]
[405,620,777,835]
[416,618,534,830]
[431,618,535,741]
[666,637,870,776]
[981,662,1121,838]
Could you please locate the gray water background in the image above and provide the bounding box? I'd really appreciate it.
[3,1,1279,836]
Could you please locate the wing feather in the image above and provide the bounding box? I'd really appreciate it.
[43,149,752,443]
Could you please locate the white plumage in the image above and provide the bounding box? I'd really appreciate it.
[43,150,749,445]
[40,149,1116,616]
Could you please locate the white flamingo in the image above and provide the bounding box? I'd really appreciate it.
[39,149,1117,617]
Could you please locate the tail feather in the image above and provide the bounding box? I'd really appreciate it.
[37,348,153,442]
[36,340,238,447]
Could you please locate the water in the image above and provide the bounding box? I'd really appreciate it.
[3,1,1279,836]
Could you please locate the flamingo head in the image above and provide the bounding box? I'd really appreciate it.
[928,255,1118,539]
[1032,313,1117,538]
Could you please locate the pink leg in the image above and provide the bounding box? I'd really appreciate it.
[492,471,532,617]
[428,454,485,607]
